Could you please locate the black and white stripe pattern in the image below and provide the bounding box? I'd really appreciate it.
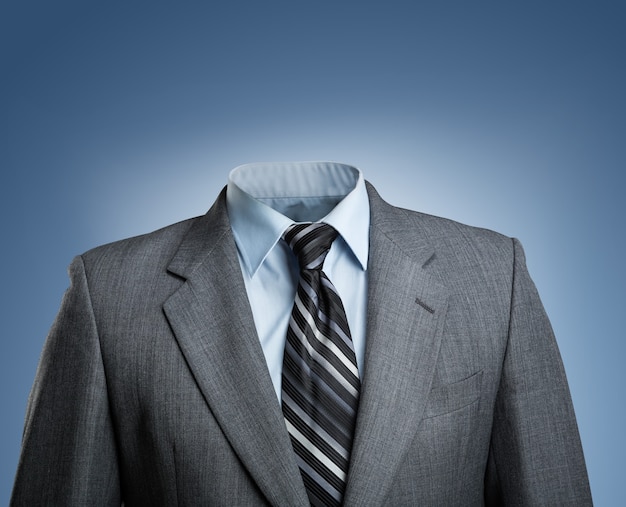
[282,222,360,507]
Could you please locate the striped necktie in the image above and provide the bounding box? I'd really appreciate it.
[281,222,360,507]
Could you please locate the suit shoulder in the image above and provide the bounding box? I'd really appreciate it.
[79,216,198,275]
[389,203,515,262]
[389,207,519,307]
[367,182,514,260]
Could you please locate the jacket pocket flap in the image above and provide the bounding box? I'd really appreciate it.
[424,370,483,419]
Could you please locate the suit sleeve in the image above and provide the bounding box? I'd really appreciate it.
[484,238,592,505]
[11,256,121,506]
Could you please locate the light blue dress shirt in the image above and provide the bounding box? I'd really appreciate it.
[226,161,370,401]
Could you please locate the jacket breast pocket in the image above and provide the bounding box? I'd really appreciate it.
[423,370,483,419]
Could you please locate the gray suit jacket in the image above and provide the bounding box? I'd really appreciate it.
[12,183,591,505]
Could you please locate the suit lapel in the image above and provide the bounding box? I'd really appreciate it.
[163,190,309,507]
[161,183,448,506]
[344,184,450,506]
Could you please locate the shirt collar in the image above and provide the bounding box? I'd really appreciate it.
[226,161,370,277]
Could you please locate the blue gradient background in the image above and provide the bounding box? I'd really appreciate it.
[1,1,624,503]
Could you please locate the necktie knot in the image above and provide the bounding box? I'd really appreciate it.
[283,222,338,271]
